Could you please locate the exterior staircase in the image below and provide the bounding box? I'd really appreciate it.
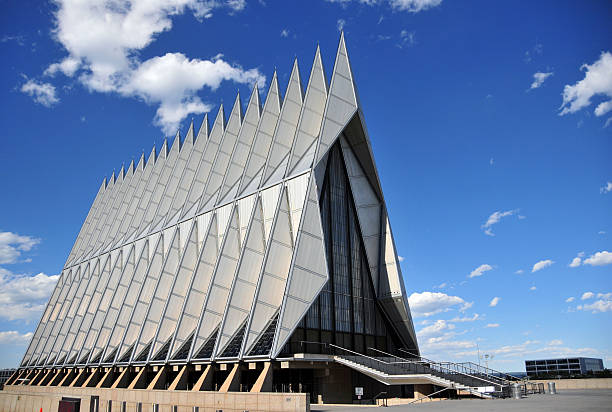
[328,345,519,400]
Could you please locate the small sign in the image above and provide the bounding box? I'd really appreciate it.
[355,387,363,396]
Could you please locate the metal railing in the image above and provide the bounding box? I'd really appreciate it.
[458,361,523,383]
[398,348,509,385]
[370,348,506,397]
[295,341,510,398]
[373,391,387,407]
[409,386,450,404]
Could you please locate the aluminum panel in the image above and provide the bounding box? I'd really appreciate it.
[70,254,111,364]
[137,135,180,238]
[165,117,208,227]
[315,32,359,165]
[191,206,240,358]
[197,95,242,213]
[243,188,294,353]
[169,214,218,359]
[273,178,329,355]
[215,198,265,356]
[116,233,164,362]
[285,173,310,242]
[94,243,137,364]
[219,86,261,202]
[86,167,128,260]
[103,155,144,252]
[124,141,168,245]
[236,74,281,196]
[261,61,303,187]
[151,127,194,230]
[134,227,181,361]
[181,106,225,220]
[77,249,124,364]
[287,47,328,176]
[110,146,156,249]
[71,173,117,264]
[64,179,106,268]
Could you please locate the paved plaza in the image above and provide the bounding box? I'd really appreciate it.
[311,390,612,411]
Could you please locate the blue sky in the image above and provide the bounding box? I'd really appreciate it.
[0,0,610,372]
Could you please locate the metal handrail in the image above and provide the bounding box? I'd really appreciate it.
[459,361,522,383]
[373,391,387,407]
[409,386,449,404]
[296,341,506,397]
[397,348,510,388]
[371,347,504,389]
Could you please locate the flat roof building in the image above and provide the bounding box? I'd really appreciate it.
[525,357,605,377]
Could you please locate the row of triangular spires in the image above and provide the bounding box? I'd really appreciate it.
[21,33,418,370]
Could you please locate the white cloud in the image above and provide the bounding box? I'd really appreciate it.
[481,209,519,236]
[120,52,264,134]
[600,182,612,194]
[449,313,480,322]
[583,251,612,266]
[20,79,59,107]
[530,71,553,89]
[468,263,493,278]
[417,319,455,338]
[456,340,598,362]
[280,29,289,38]
[389,0,442,12]
[577,299,612,314]
[422,339,476,352]
[398,29,416,48]
[408,291,469,317]
[529,286,537,291]
[489,296,500,307]
[515,269,524,274]
[0,232,41,264]
[581,291,594,300]
[0,268,59,322]
[0,331,34,345]
[560,51,612,118]
[44,56,80,77]
[569,256,582,267]
[532,259,554,273]
[44,0,261,134]
[598,292,612,300]
[486,323,500,328]
[489,157,494,165]
[549,339,563,346]
[398,255,405,262]
[337,18,346,32]
[565,297,575,303]
[599,231,607,235]
[605,117,612,128]
[1,35,26,46]
[326,0,442,13]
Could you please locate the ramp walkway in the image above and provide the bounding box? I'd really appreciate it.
[327,345,521,400]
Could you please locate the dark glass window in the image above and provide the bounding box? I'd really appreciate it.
[220,322,246,358]
[249,313,279,356]
[291,141,403,355]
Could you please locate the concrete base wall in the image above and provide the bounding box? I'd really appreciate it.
[530,378,612,390]
[1,384,309,412]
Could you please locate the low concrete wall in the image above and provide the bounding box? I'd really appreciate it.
[1,384,309,412]
[530,378,612,390]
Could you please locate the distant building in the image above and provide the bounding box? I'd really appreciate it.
[0,369,17,389]
[525,357,604,377]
